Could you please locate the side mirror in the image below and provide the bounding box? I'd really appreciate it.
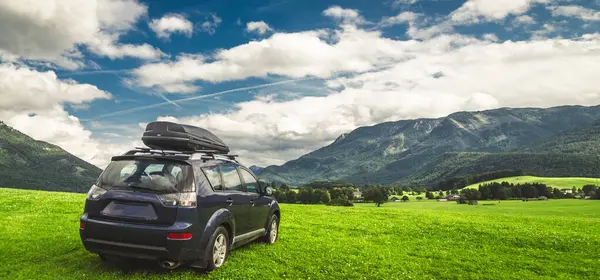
[265,186,273,196]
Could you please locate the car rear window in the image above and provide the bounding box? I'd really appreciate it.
[99,159,194,193]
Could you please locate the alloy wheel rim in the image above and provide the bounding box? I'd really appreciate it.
[213,234,227,267]
[270,220,278,243]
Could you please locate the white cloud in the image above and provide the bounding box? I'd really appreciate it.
[0,64,111,111]
[483,33,499,41]
[0,64,129,167]
[200,14,222,35]
[380,11,420,27]
[450,0,548,24]
[323,6,367,25]
[132,26,413,92]
[513,14,537,25]
[549,5,600,21]
[86,33,165,60]
[0,0,164,69]
[246,21,273,35]
[531,23,557,39]
[149,14,194,39]
[379,11,454,39]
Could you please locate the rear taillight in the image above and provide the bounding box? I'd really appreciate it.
[80,221,86,230]
[86,185,107,200]
[158,192,197,208]
[167,232,192,240]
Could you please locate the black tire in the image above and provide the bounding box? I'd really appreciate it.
[204,226,230,272]
[262,214,279,244]
[98,254,108,262]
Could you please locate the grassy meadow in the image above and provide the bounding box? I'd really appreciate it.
[464,176,600,190]
[1,187,599,279]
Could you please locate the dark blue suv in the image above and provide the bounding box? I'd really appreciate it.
[79,148,280,271]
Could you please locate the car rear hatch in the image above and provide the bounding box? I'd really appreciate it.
[84,158,195,247]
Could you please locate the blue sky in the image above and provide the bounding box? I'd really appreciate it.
[0,0,599,168]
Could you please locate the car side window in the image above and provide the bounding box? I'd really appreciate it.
[202,166,223,191]
[220,164,243,192]
[239,169,260,194]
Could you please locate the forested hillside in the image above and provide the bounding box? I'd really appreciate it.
[0,122,102,193]
[259,105,600,186]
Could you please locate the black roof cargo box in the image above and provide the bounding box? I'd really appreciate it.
[142,121,230,153]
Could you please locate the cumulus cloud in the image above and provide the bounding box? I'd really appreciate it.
[0,0,164,69]
[0,64,111,111]
[132,27,412,92]
[246,21,273,35]
[549,5,600,21]
[86,33,165,60]
[323,6,367,25]
[482,33,499,41]
[450,0,548,24]
[0,64,129,167]
[513,14,537,25]
[149,14,194,39]
[200,14,222,35]
[380,11,420,27]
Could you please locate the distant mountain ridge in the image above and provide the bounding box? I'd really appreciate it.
[258,105,600,186]
[0,122,102,193]
[249,165,264,175]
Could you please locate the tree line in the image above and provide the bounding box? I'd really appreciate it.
[267,179,600,207]
[459,182,600,200]
[272,183,356,206]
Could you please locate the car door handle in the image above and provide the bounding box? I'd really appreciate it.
[226,198,233,206]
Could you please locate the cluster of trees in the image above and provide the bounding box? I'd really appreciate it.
[582,185,600,199]
[461,182,600,200]
[362,185,389,207]
[436,169,525,191]
[272,182,356,206]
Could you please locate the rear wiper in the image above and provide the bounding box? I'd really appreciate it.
[126,184,155,191]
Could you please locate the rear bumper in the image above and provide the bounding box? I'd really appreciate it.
[80,214,203,262]
[82,238,202,261]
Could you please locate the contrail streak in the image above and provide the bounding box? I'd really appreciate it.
[156,93,182,108]
[82,77,316,122]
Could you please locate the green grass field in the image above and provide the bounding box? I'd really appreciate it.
[1,188,599,279]
[464,176,600,190]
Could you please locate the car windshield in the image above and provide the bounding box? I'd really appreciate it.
[98,159,194,193]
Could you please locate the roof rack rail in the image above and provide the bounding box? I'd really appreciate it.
[124,147,239,163]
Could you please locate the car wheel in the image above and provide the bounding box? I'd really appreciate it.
[98,254,108,261]
[262,215,279,244]
[205,226,229,272]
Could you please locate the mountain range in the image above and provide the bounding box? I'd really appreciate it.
[258,105,600,186]
[3,105,600,193]
[0,121,102,193]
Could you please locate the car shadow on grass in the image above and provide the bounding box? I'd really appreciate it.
[96,257,206,276]
[93,242,266,276]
